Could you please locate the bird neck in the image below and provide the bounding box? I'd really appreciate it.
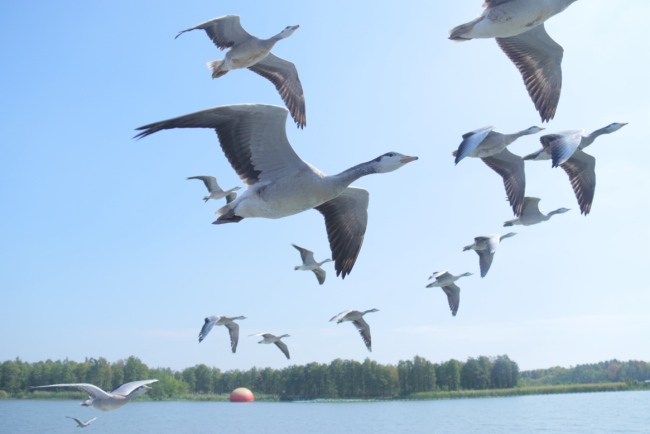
[546,209,563,219]
[581,126,611,148]
[331,160,378,188]
[504,129,534,145]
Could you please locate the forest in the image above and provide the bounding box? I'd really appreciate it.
[1,355,647,401]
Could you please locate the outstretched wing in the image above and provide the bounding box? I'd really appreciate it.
[481,148,525,216]
[441,283,461,317]
[187,176,220,193]
[110,380,158,397]
[352,318,372,352]
[454,126,494,164]
[224,321,240,353]
[292,244,315,264]
[560,150,596,215]
[31,383,111,399]
[199,316,217,343]
[175,15,254,49]
[274,340,290,359]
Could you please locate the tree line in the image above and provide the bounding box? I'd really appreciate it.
[520,359,650,386]
[1,354,520,400]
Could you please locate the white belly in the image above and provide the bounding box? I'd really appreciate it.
[469,0,566,39]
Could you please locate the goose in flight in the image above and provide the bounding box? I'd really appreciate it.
[449,0,579,122]
[453,125,544,216]
[135,104,418,279]
[463,233,517,278]
[504,197,570,226]
[249,333,291,359]
[65,416,97,428]
[187,175,240,203]
[30,380,158,411]
[198,315,246,353]
[329,308,379,352]
[292,244,332,285]
[426,271,472,316]
[176,15,306,128]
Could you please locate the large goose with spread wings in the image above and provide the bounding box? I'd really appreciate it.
[135,104,417,278]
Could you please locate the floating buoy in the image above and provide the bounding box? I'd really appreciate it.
[230,387,254,402]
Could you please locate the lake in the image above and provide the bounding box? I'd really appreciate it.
[1,391,648,433]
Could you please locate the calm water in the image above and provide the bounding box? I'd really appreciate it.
[1,391,648,434]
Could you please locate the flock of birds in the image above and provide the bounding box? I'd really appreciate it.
[29,0,630,423]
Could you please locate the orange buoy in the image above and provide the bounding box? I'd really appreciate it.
[230,387,254,402]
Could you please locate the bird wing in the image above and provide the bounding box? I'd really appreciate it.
[442,283,461,317]
[31,383,111,399]
[135,104,309,187]
[224,321,240,353]
[315,187,369,279]
[65,416,84,426]
[312,267,326,285]
[352,317,372,352]
[455,126,494,164]
[560,150,596,215]
[175,15,254,49]
[484,0,515,7]
[198,316,217,343]
[329,310,352,322]
[521,197,543,218]
[481,148,525,216]
[292,244,315,264]
[85,417,97,425]
[225,191,238,203]
[496,24,563,122]
[248,53,306,129]
[540,130,584,167]
[187,176,220,193]
[522,147,550,161]
[110,380,158,397]
[477,250,495,278]
[274,340,290,359]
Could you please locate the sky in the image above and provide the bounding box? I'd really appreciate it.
[1,1,649,375]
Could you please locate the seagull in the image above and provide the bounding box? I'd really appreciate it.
[453,125,544,216]
[504,197,570,226]
[449,0,579,122]
[329,308,379,352]
[65,416,97,428]
[249,333,291,359]
[426,271,473,316]
[135,104,418,279]
[187,175,240,203]
[198,315,246,353]
[463,233,517,278]
[30,380,158,411]
[175,15,306,128]
[292,244,332,285]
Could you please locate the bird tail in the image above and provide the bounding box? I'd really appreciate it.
[213,206,243,224]
[448,19,479,41]
[207,60,228,78]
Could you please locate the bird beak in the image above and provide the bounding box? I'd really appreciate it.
[400,155,418,164]
[292,25,300,30]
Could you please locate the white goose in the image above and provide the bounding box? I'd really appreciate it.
[176,15,305,128]
[504,197,570,226]
[135,104,418,279]
[187,175,240,203]
[449,0,579,122]
[329,308,379,352]
[30,380,158,411]
[426,271,473,317]
[249,333,291,359]
[199,315,246,353]
[453,125,544,216]
[463,233,517,278]
[65,416,97,428]
[292,244,332,285]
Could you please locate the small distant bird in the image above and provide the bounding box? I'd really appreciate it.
[292,244,332,285]
[449,0,579,122]
[453,125,544,216]
[30,380,158,411]
[463,233,517,278]
[249,333,291,359]
[187,176,240,203]
[175,15,306,128]
[65,416,97,428]
[329,308,379,352]
[426,271,473,316]
[504,197,570,226]
[199,315,246,353]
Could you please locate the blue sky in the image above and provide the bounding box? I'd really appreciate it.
[1,1,649,373]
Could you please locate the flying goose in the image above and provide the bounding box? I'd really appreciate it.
[329,308,379,352]
[198,315,246,353]
[504,197,570,226]
[65,416,97,428]
[292,244,332,285]
[453,125,544,216]
[30,380,158,411]
[176,15,306,128]
[135,104,418,279]
[463,233,517,278]
[426,271,473,316]
[249,333,291,359]
[187,175,240,203]
[449,0,579,122]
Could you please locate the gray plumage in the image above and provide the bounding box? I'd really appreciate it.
[292,244,332,285]
[66,416,97,428]
[463,233,517,278]
[199,315,246,353]
[187,175,240,203]
[426,271,473,316]
[249,333,291,359]
[503,197,570,226]
[329,308,379,352]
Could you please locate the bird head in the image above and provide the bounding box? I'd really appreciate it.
[372,152,418,173]
[279,25,300,38]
